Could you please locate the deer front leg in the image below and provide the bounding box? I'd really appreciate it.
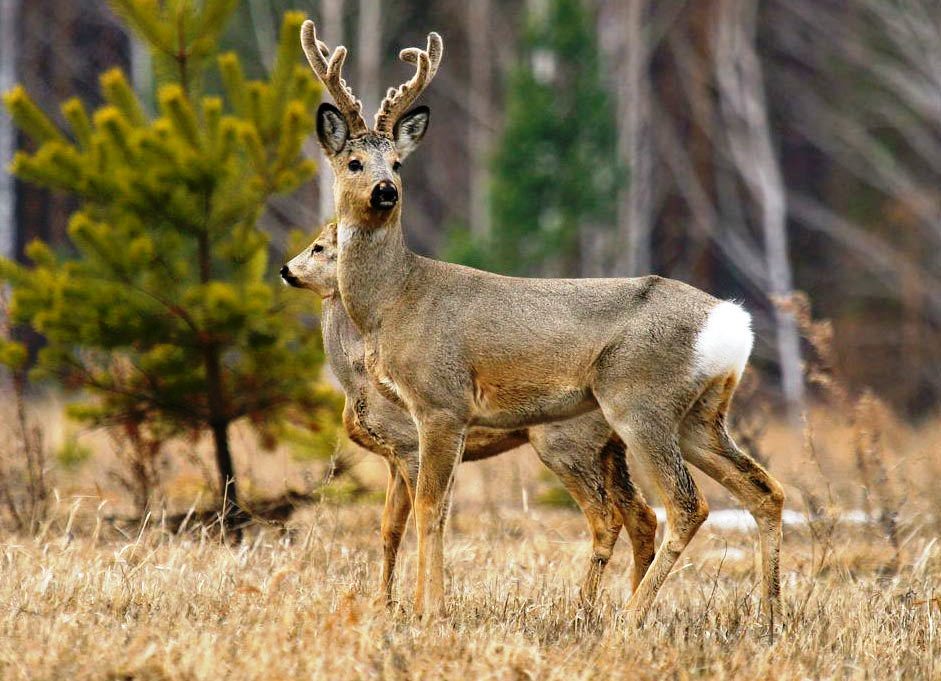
[380,461,413,607]
[413,412,466,619]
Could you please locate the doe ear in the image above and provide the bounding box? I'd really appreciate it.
[317,102,349,155]
[392,105,430,160]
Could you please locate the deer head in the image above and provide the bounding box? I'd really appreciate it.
[280,221,339,297]
[300,21,441,228]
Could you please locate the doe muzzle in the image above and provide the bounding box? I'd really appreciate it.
[280,264,300,287]
[370,181,398,210]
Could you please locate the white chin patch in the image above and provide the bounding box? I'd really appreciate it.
[692,301,754,380]
[338,223,355,249]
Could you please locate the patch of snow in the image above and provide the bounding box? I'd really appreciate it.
[652,507,874,532]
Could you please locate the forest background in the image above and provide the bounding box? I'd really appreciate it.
[1,2,939,678]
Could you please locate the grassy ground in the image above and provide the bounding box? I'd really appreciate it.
[0,510,937,680]
[1,483,939,679]
[2,394,940,679]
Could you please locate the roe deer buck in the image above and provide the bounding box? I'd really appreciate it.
[300,20,785,626]
[282,222,657,605]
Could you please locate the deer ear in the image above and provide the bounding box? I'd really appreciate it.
[317,103,349,155]
[392,105,430,160]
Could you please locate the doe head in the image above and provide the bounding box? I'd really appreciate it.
[300,21,440,227]
[281,221,339,298]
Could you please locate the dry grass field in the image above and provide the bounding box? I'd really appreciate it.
[1,501,938,680]
[1,398,940,680]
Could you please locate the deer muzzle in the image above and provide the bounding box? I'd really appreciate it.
[280,264,300,288]
[370,181,398,210]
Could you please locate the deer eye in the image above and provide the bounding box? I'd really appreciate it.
[347,159,363,172]
[312,244,324,254]
[392,160,402,172]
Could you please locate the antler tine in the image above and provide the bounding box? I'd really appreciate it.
[374,32,444,134]
[402,32,443,79]
[300,20,368,136]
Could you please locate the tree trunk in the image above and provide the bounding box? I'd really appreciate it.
[209,408,237,518]
[613,0,653,276]
[715,0,804,419]
[0,0,17,261]
[318,0,344,223]
[357,0,380,117]
[247,0,276,70]
[204,343,235,513]
[12,1,128,260]
[129,32,153,112]
[467,0,492,239]
[197,231,240,530]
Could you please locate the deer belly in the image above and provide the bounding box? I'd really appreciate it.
[470,379,597,429]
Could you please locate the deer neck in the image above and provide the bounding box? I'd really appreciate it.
[320,295,367,395]
[336,216,410,334]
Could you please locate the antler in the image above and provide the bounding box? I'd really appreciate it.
[374,32,443,135]
[300,20,369,136]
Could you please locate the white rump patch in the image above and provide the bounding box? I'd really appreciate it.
[692,301,754,380]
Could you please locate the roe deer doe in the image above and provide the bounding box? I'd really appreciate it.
[300,20,785,626]
[282,222,657,605]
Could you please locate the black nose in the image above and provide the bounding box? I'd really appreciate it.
[370,181,398,210]
[280,265,299,287]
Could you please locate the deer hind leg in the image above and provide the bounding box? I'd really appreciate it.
[600,437,658,591]
[379,461,413,607]
[529,430,650,605]
[576,439,658,603]
[565,478,621,607]
[597,401,709,628]
[528,450,619,603]
[679,374,785,625]
[413,412,466,619]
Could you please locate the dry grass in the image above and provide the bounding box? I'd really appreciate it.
[2,441,940,680]
[1,508,938,680]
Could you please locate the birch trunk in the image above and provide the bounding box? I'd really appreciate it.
[247,0,276,70]
[318,0,344,223]
[467,0,492,238]
[614,0,653,276]
[0,0,18,261]
[129,33,153,112]
[715,0,804,416]
[357,0,381,118]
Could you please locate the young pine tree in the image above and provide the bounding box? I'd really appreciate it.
[0,1,339,524]
[448,0,621,276]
